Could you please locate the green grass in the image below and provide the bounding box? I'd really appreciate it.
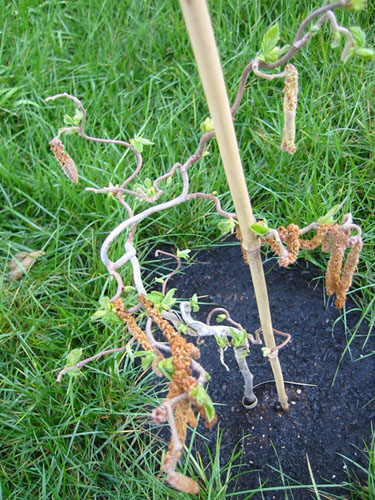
[1,0,374,498]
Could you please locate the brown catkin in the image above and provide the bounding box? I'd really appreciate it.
[50,137,78,183]
[166,471,200,495]
[285,223,300,265]
[140,294,199,401]
[300,226,328,250]
[281,64,298,154]
[321,225,339,253]
[266,237,284,256]
[113,298,154,352]
[325,229,349,297]
[260,221,362,309]
[140,293,216,460]
[334,238,363,309]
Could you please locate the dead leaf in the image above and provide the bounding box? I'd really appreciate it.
[8,250,45,280]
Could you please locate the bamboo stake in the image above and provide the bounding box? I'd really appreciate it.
[179,0,289,410]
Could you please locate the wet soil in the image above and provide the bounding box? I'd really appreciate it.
[149,240,375,499]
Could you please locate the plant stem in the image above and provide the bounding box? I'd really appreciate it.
[179,0,289,410]
[233,346,257,406]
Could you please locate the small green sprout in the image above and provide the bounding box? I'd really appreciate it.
[125,347,157,370]
[331,32,342,49]
[250,220,272,237]
[346,27,375,61]
[178,323,188,334]
[91,296,121,324]
[158,358,175,379]
[190,293,199,312]
[65,348,83,377]
[129,136,154,153]
[346,0,366,11]
[258,23,290,63]
[63,109,83,127]
[261,347,273,357]
[146,288,177,311]
[218,217,237,235]
[216,313,227,323]
[214,335,227,349]
[176,248,191,261]
[350,26,366,48]
[200,116,215,133]
[230,328,247,348]
[355,47,375,60]
[309,24,320,35]
[317,204,341,226]
[135,177,156,197]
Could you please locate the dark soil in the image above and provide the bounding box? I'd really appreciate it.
[149,240,375,499]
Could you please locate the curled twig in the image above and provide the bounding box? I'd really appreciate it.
[154,250,182,296]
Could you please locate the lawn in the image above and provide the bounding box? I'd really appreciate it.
[1,1,374,498]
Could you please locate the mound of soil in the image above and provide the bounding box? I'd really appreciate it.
[150,241,374,498]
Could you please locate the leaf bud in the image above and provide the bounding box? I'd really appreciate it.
[346,0,366,10]
[355,47,375,60]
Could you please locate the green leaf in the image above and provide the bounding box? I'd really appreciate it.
[63,114,75,126]
[350,26,366,48]
[309,24,320,35]
[214,335,227,349]
[158,358,175,379]
[262,24,279,56]
[250,223,271,236]
[137,136,154,146]
[73,109,83,125]
[190,293,199,312]
[347,0,366,11]
[259,44,289,64]
[91,296,117,322]
[130,138,143,153]
[277,44,290,57]
[146,290,164,308]
[178,323,188,334]
[331,32,342,49]
[90,309,107,321]
[190,385,215,422]
[176,249,191,260]
[355,47,375,60]
[130,136,154,153]
[216,313,227,323]
[162,288,177,310]
[200,117,214,134]
[317,204,341,226]
[66,348,83,367]
[217,217,237,235]
[230,328,247,348]
[140,352,157,370]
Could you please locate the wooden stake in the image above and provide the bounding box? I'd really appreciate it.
[179,0,289,410]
